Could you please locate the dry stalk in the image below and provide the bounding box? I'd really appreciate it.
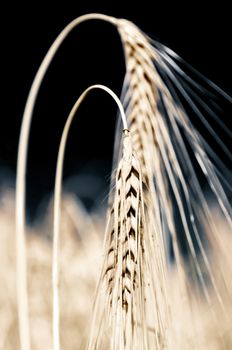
[53,84,128,350]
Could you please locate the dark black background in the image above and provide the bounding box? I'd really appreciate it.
[1,1,231,221]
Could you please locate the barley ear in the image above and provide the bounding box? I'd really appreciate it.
[88,130,152,350]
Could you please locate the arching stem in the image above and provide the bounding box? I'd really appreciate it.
[15,13,118,350]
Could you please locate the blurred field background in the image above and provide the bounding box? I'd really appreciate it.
[0,188,104,349]
[0,187,232,349]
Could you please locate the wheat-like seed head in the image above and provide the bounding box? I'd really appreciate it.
[106,132,142,309]
[88,131,147,349]
[114,17,232,346]
[107,131,145,349]
[117,20,159,187]
[89,129,172,349]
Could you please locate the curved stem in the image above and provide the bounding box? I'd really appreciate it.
[53,84,127,350]
[15,13,118,350]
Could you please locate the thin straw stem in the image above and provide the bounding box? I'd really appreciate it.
[53,84,127,350]
[15,14,117,350]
